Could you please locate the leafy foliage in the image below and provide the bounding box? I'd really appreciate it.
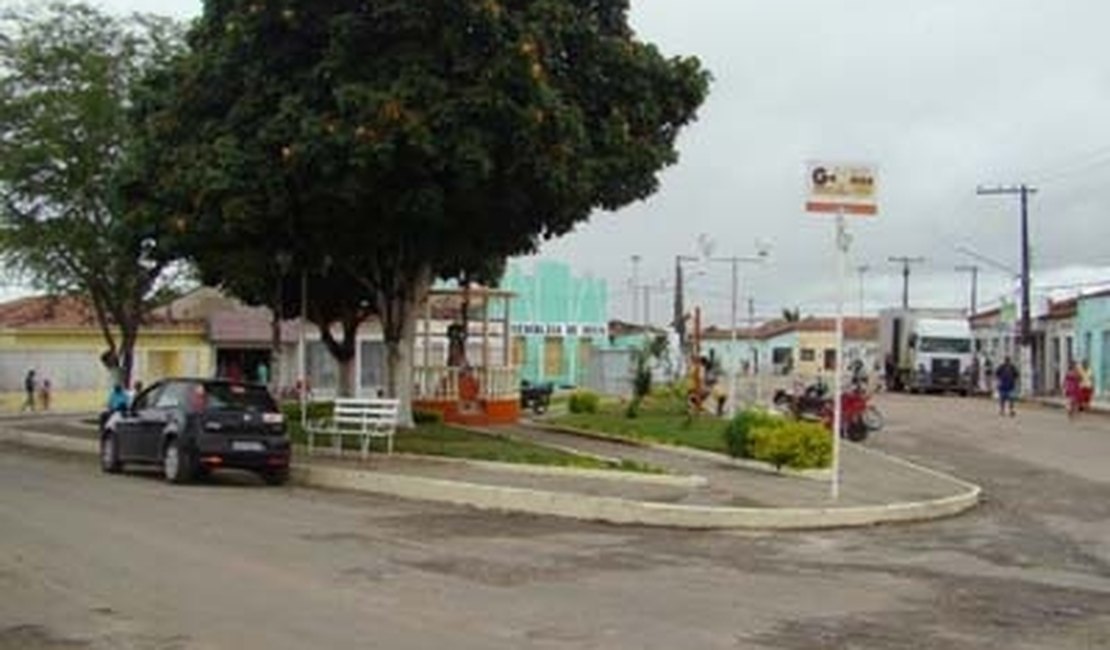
[747,421,832,470]
[142,0,709,416]
[568,390,600,414]
[722,408,785,459]
[0,2,184,384]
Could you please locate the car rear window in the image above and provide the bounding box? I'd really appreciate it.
[201,382,277,413]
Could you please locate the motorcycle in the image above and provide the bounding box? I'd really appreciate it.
[520,380,553,415]
[773,380,883,441]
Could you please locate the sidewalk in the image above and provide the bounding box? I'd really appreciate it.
[0,412,980,530]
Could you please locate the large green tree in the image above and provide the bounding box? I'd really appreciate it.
[0,2,183,385]
[149,0,709,422]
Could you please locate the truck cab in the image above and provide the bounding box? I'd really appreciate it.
[907,318,974,394]
[880,308,974,396]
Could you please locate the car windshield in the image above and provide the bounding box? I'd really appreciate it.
[202,382,277,413]
[918,337,972,354]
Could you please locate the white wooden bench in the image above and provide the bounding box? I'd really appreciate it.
[305,397,400,459]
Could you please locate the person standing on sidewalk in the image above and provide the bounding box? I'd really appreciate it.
[995,357,1019,417]
[1064,361,1082,419]
[38,377,51,412]
[21,369,36,412]
[1078,360,1094,412]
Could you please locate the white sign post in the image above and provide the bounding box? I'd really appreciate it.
[805,162,878,501]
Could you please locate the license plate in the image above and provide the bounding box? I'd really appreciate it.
[232,440,265,452]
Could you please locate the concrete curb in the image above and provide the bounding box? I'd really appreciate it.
[2,426,980,530]
[292,463,980,530]
[0,428,98,454]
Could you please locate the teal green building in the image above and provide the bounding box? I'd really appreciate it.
[501,261,609,387]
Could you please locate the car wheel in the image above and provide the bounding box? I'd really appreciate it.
[100,431,122,474]
[862,406,884,431]
[163,438,194,484]
[261,470,289,486]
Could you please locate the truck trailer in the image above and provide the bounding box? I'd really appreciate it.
[879,308,974,395]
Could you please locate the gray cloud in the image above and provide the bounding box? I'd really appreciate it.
[94,0,1110,326]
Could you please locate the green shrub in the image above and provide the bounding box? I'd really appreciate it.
[413,409,445,425]
[281,401,335,444]
[568,390,600,414]
[747,421,832,470]
[723,408,785,458]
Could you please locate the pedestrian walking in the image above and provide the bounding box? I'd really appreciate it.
[1064,361,1081,419]
[38,378,51,412]
[21,369,36,412]
[1078,360,1094,412]
[995,357,1019,417]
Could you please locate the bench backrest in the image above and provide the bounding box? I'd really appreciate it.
[331,398,400,431]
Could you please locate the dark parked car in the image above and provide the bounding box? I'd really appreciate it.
[99,378,291,485]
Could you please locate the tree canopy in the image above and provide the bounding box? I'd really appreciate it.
[0,2,184,384]
[144,0,710,414]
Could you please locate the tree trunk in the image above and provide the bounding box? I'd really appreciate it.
[119,324,139,389]
[271,285,282,394]
[381,266,432,428]
[319,316,360,398]
[337,357,356,397]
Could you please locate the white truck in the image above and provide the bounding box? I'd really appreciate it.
[879,308,974,395]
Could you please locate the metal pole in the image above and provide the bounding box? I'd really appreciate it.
[976,184,1038,395]
[728,258,738,417]
[749,296,760,405]
[956,264,979,315]
[832,213,847,501]
[298,269,307,431]
[888,256,924,309]
[855,264,869,318]
[631,255,641,324]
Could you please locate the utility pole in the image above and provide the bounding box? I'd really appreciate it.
[630,255,641,324]
[977,184,1038,395]
[955,264,980,315]
[888,256,925,309]
[855,264,870,317]
[705,252,767,414]
[673,254,698,352]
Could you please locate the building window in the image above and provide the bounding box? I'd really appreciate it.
[800,348,815,362]
[359,341,386,392]
[307,341,337,390]
[544,337,563,378]
[824,349,837,371]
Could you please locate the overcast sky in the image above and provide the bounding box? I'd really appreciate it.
[90,0,1110,325]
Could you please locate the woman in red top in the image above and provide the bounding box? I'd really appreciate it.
[1064,361,1082,419]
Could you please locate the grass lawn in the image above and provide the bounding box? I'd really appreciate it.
[285,412,657,472]
[551,399,729,454]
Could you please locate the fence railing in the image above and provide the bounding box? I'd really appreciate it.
[413,366,519,401]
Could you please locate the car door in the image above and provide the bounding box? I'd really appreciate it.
[136,381,190,460]
[115,383,162,461]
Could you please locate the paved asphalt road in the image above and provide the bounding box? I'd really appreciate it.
[2,394,1109,649]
